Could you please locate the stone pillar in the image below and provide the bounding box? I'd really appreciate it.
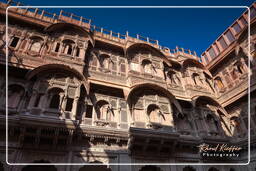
[71,96,79,120]
[59,93,65,118]
[92,105,96,126]
[27,90,37,110]
[81,100,87,123]
[200,110,210,134]
[39,93,47,113]
[57,36,64,57]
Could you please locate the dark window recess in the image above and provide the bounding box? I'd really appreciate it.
[231,69,238,80]
[65,98,74,111]
[34,94,42,107]
[49,94,60,109]
[76,48,80,57]
[67,46,72,55]
[85,105,93,118]
[10,37,19,47]
[55,43,60,52]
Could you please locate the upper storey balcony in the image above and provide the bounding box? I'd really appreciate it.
[0,22,94,77]
[1,0,201,61]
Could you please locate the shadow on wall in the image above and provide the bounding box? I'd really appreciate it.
[2,66,114,170]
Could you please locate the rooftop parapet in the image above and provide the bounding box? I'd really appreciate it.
[201,2,256,68]
[2,0,201,61]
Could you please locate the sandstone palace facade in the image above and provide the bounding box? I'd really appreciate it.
[0,0,256,171]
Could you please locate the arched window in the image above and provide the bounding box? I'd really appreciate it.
[9,36,20,48]
[30,41,41,52]
[48,88,64,110]
[183,166,196,171]
[99,54,111,69]
[54,42,60,52]
[75,47,80,57]
[62,39,75,56]
[96,100,113,121]
[214,77,224,90]
[147,104,164,123]
[8,84,25,108]
[231,68,239,80]
[142,59,152,74]
[167,70,174,84]
[234,61,245,75]
[30,37,43,53]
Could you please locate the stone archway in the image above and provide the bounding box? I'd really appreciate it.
[21,160,57,171]
[139,166,162,171]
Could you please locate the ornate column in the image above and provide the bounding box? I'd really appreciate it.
[57,36,64,57]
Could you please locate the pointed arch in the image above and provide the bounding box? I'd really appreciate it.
[25,64,89,92]
[127,83,182,113]
[126,43,170,64]
[182,59,212,76]
[44,22,94,46]
[192,95,228,116]
[183,58,205,69]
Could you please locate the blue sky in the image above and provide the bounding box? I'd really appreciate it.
[9,0,255,56]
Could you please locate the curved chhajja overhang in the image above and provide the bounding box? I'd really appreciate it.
[125,43,171,65]
[44,22,94,47]
[25,63,89,92]
[127,83,183,114]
